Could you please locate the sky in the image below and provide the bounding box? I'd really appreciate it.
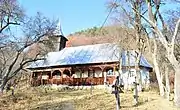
[18,0,108,36]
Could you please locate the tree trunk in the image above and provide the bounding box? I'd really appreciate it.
[174,68,180,107]
[0,79,8,94]
[153,39,164,97]
[153,54,164,96]
[126,50,130,91]
[135,56,142,92]
[0,86,4,94]
[165,67,170,101]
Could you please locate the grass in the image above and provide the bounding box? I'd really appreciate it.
[0,86,179,110]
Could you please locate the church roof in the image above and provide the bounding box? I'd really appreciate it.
[28,43,152,69]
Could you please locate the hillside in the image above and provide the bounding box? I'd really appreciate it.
[66,26,137,49]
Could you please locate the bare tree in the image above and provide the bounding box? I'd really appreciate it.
[107,1,180,104]
[0,0,24,49]
[121,0,180,106]
[141,0,180,106]
[0,0,24,33]
[107,0,150,93]
[0,0,57,93]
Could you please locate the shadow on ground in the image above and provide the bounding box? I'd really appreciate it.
[29,101,75,110]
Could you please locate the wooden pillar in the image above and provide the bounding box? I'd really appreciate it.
[50,70,53,85]
[60,69,64,84]
[100,66,104,78]
[40,72,43,85]
[103,68,107,86]
[67,68,71,85]
[50,70,53,79]
[69,70,72,77]
[80,68,84,85]
[113,66,116,76]
[100,66,105,85]
[30,72,33,86]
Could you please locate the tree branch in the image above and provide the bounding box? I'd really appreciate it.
[131,6,169,50]
[171,19,180,53]
[118,3,135,28]
[0,15,20,33]
[4,51,21,79]
[8,57,45,80]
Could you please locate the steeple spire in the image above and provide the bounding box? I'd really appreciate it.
[54,19,64,36]
[59,21,64,36]
[52,18,68,51]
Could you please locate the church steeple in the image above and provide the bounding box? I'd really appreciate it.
[54,20,63,36]
[53,20,68,51]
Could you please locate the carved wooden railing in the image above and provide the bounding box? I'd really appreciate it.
[31,76,115,86]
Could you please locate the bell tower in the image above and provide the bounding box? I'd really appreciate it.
[53,20,68,51]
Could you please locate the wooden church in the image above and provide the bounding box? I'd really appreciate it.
[27,23,152,90]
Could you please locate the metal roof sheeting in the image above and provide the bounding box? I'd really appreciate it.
[29,43,152,69]
[121,51,152,67]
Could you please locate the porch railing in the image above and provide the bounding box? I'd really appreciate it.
[31,77,106,86]
[31,76,116,86]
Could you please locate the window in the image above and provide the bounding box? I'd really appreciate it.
[106,68,114,76]
[115,67,119,71]
[63,70,71,77]
[129,70,135,77]
[32,72,38,77]
[122,69,127,74]
[52,70,61,79]
[52,70,61,76]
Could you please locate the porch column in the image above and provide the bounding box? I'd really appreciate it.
[69,70,72,77]
[50,70,53,85]
[30,72,33,85]
[80,70,82,85]
[103,69,107,86]
[100,66,106,85]
[50,70,53,79]
[40,72,43,85]
[59,69,63,85]
[113,66,116,76]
